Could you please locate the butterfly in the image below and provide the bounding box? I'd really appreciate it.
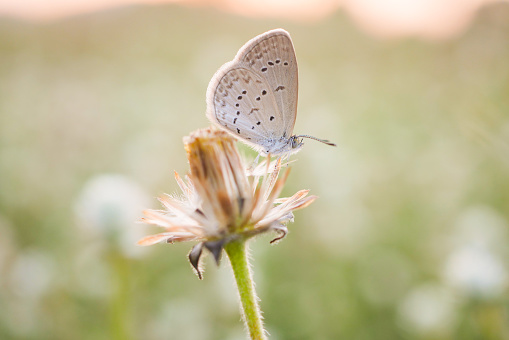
[206,28,335,157]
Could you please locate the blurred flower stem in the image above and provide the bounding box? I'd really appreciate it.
[108,251,132,340]
[224,239,266,340]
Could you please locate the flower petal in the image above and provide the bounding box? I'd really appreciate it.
[174,171,193,200]
[204,239,225,265]
[256,193,316,228]
[188,242,204,280]
[137,232,173,246]
[269,224,288,244]
[252,168,290,223]
[141,210,205,235]
[158,195,210,227]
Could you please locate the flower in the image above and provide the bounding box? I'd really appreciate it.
[443,245,507,299]
[138,127,317,279]
[74,174,150,258]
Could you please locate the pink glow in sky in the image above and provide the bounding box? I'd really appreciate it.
[342,0,498,39]
[0,0,505,39]
[0,0,180,21]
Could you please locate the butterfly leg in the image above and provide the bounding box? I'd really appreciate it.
[283,153,291,167]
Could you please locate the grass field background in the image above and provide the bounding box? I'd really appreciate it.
[0,3,508,339]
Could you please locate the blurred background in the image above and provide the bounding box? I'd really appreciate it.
[1,0,509,339]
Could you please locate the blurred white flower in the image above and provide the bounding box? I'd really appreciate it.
[74,174,150,257]
[443,244,507,299]
[443,205,509,299]
[452,205,508,250]
[397,284,457,336]
[9,249,54,300]
[6,250,55,336]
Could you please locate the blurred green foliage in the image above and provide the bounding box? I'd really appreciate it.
[0,3,508,340]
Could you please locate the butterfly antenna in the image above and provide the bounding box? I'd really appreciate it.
[295,135,336,147]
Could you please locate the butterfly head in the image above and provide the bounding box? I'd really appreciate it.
[290,135,304,151]
[263,135,334,156]
[260,135,303,156]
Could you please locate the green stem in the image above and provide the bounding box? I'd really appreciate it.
[108,250,132,340]
[224,240,267,340]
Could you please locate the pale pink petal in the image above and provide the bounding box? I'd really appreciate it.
[256,194,317,227]
[158,195,210,227]
[137,232,175,246]
[137,231,202,246]
[174,171,195,201]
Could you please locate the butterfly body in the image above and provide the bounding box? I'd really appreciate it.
[206,29,333,156]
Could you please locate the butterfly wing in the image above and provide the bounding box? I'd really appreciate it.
[206,64,286,153]
[206,29,298,153]
[236,29,298,136]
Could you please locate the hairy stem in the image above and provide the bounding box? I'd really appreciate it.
[224,240,267,340]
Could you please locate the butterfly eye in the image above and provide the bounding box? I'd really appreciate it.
[291,137,299,148]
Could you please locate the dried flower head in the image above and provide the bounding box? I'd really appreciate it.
[138,128,316,278]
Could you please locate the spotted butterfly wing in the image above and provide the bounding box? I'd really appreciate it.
[240,29,298,135]
[206,29,299,155]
